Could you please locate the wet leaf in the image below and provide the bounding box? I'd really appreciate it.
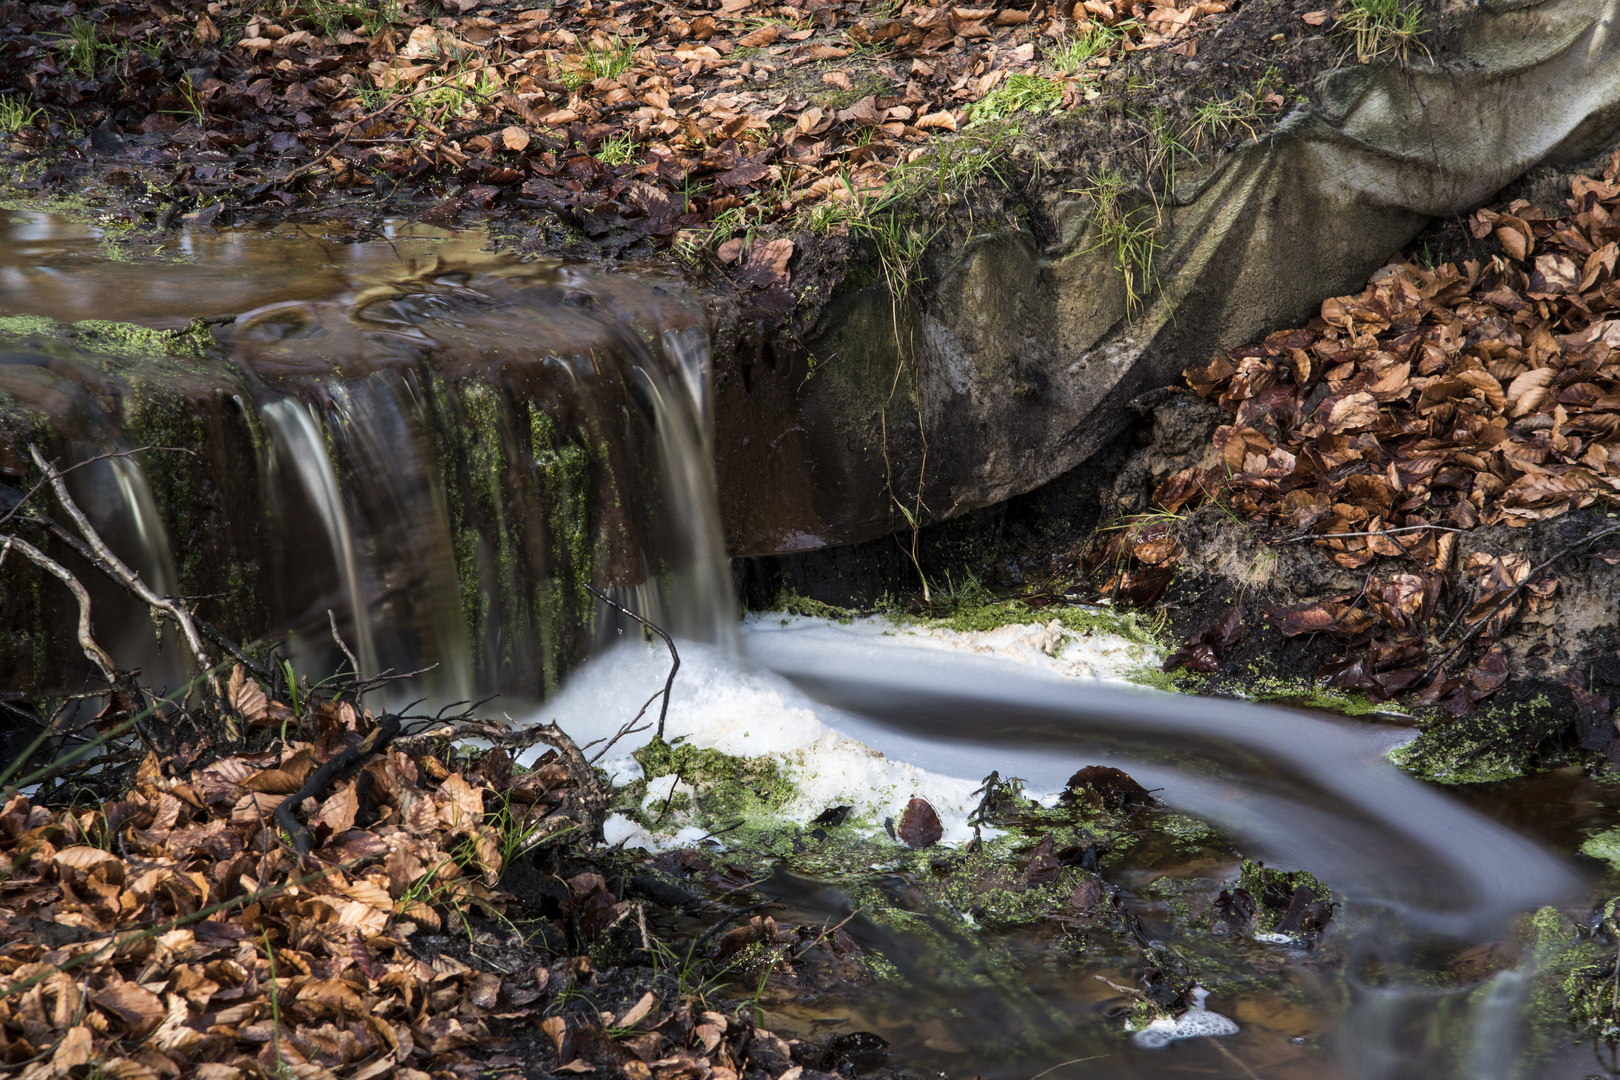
[1062,766,1152,809]
[897,797,943,848]
[1212,887,1256,930]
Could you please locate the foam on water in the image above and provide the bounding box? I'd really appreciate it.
[520,611,1154,850]
[1131,987,1240,1049]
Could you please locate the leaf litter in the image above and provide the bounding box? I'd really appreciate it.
[0,665,912,1080]
[1083,153,1620,717]
[0,0,1228,286]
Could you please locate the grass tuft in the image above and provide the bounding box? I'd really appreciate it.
[1075,169,1160,320]
[1335,0,1427,65]
[0,97,42,134]
[1051,21,1132,73]
[970,75,1062,125]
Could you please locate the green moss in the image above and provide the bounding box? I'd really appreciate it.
[1560,898,1620,1044]
[120,392,210,600]
[1156,813,1218,851]
[806,69,888,111]
[1236,859,1333,934]
[0,315,59,338]
[1511,904,1607,1062]
[766,587,857,624]
[530,405,595,692]
[927,597,1160,645]
[628,738,797,828]
[1126,665,1210,694]
[1387,695,1565,784]
[1581,829,1620,870]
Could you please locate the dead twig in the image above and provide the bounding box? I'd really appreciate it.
[16,504,273,684]
[278,82,505,187]
[328,608,362,681]
[274,713,401,856]
[30,445,219,697]
[585,584,679,740]
[0,446,189,532]
[1281,523,1466,543]
[1421,525,1620,687]
[0,534,116,685]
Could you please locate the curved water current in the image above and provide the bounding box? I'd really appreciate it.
[532,624,1603,1080]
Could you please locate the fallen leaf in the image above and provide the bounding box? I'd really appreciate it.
[897,797,943,848]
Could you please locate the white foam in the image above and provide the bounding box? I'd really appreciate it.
[1132,986,1240,1048]
[515,611,1154,849]
[746,611,1157,681]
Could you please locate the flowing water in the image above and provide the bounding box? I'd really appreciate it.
[3,208,1617,1078]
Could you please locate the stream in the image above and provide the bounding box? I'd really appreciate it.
[3,207,1618,1079]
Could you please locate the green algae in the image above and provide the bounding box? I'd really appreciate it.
[530,406,596,694]
[0,315,59,338]
[1386,695,1564,784]
[624,738,798,831]
[1236,859,1334,934]
[1581,829,1620,871]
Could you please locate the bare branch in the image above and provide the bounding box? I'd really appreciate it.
[0,445,192,532]
[0,534,116,684]
[29,444,218,696]
[585,584,679,740]
[328,608,362,682]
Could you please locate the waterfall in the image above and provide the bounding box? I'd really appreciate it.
[4,242,741,704]
[259,398,379,681]
[328,374,475,704]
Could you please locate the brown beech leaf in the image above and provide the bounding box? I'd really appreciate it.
[1071,878,1107,908]
[1062,765,1152,809]
[737,24,779,47]
[837,96,883,127]
[897,797,943,848]
[738,238,794,291]
[314,782,360,834]
[54,845,122,877]
[92,983,165,1038]
[1025,833,1061,884]
[228,665,269,724]
[718,157,772,188]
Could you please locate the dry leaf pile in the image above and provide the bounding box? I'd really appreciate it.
[1172,156,1620,541]
[0,682,585,1080]
[1087,155,1620,711]
[0,0,1226,283]
[0,666,912,1080]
